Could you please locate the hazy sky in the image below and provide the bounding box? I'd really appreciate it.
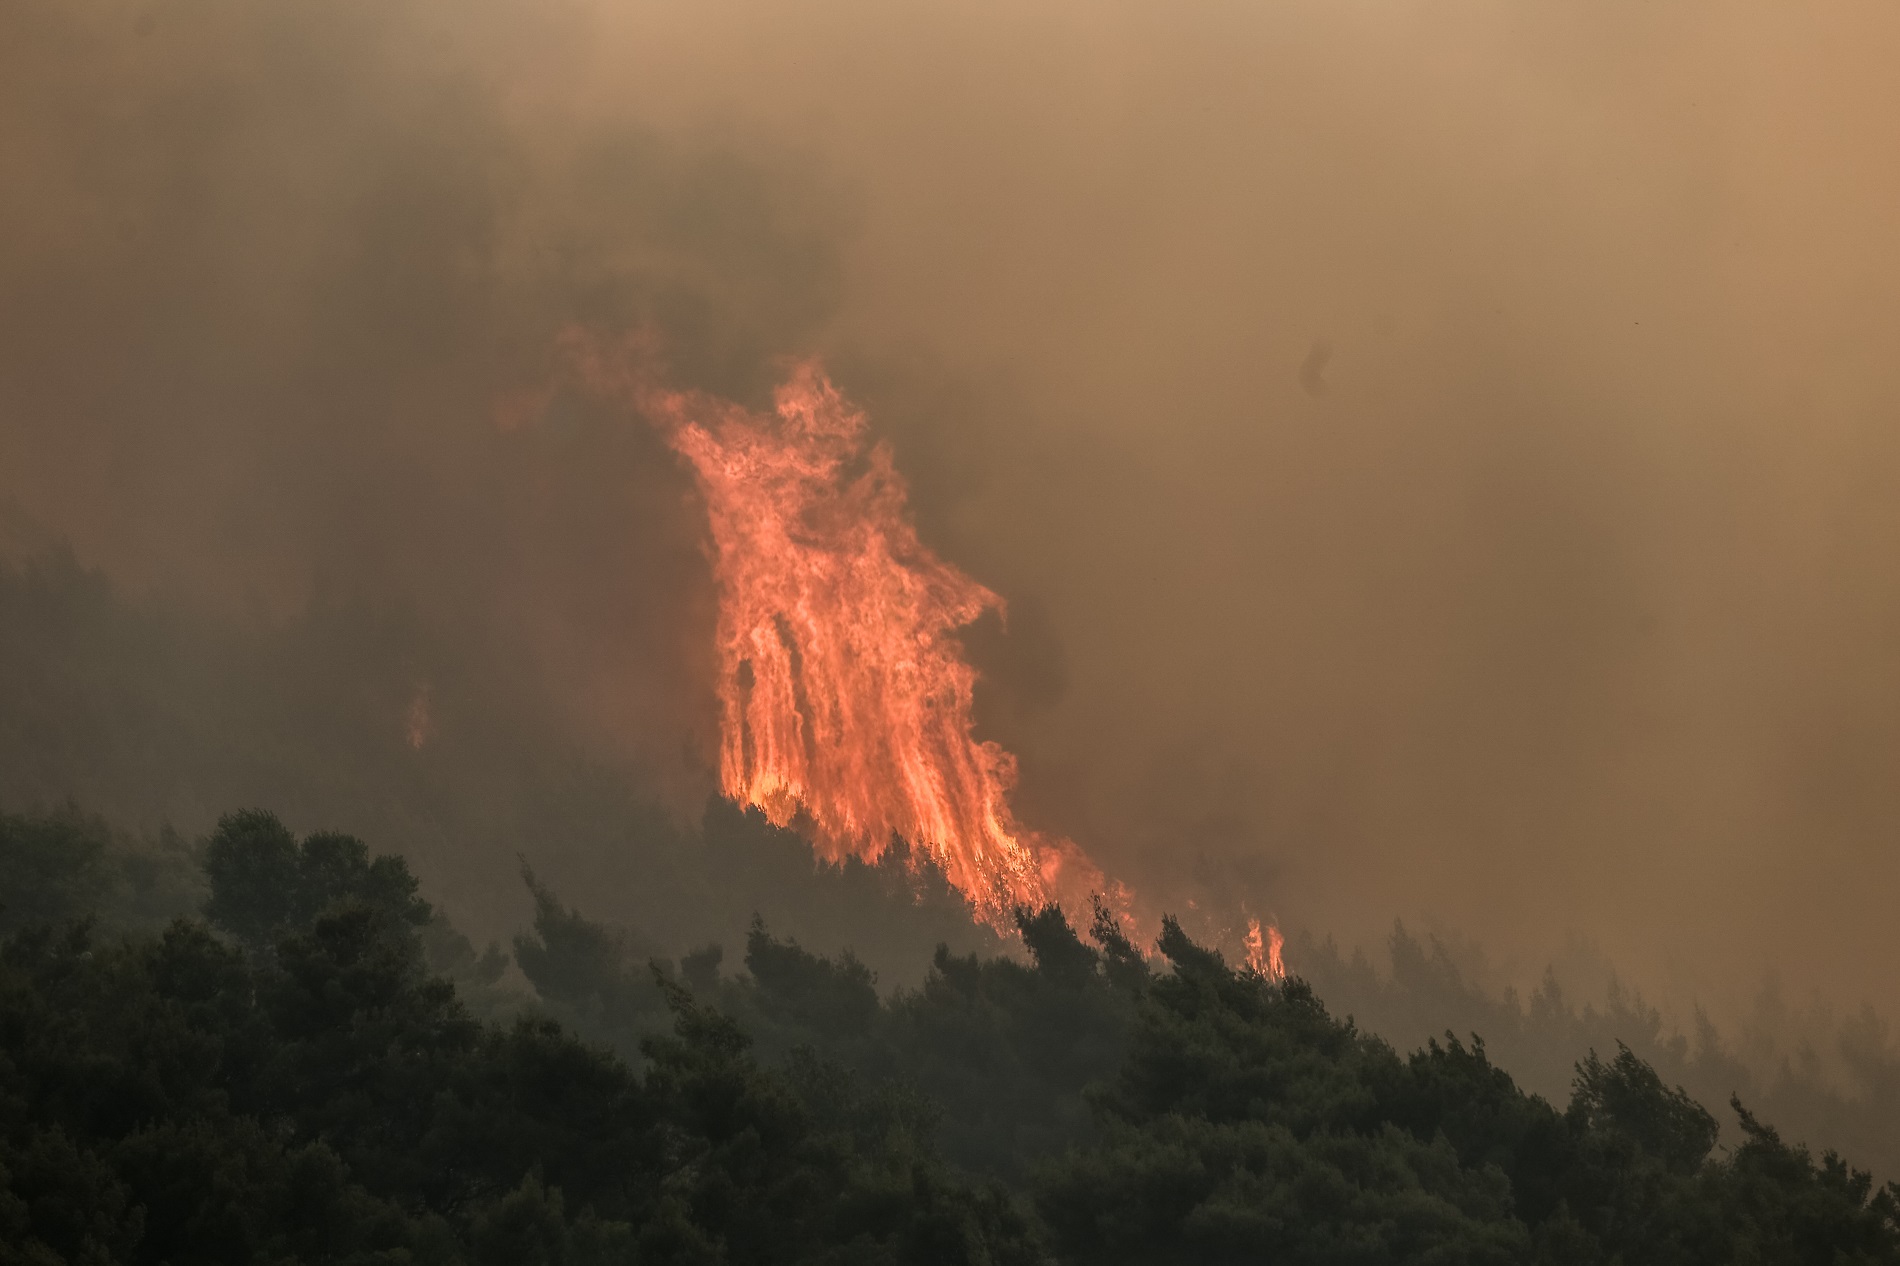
[5,0,1898,1014]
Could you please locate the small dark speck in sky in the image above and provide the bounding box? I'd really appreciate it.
[1300,338,1333,399]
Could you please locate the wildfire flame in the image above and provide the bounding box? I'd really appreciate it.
[650,361,1114,926]
[405,683,433,751]
[559,330,1285,963]
[1245,916,1286,981]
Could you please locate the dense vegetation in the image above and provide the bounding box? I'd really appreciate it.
[1294,925,1900,1189]
[3,806,1896,1264]
[0,547,1004,983]
[5,543,1897,1188]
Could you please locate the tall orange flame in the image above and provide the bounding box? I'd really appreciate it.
[1245,916,1286,981]
[560,333,1292,970]
[565,334,1116,929]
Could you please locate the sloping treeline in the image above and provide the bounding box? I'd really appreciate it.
[1294,926,1900,1189]
[5,544,1898,1183]
[0,547,1005,984]
[2,808,1896,1264]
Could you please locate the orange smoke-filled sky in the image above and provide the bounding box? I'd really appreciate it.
[4,0,1899,1014]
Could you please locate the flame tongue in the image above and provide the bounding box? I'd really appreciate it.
[558,335,1283,963]
[641,361,1108,926]
[561,335,1300,959]
[1245,916,1286,981]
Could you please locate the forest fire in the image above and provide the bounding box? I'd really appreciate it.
[564,335,1113,927]
[1245,917,1286,981]
[564,331,1279,956]
[649,360,1114,928]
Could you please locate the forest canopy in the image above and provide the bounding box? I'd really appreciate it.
[1,805,1895,1264]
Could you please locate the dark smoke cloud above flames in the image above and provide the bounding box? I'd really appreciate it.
[5,0,1900,1021]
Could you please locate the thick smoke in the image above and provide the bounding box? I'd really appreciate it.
[626,0,1900,1020]
[0,0,849,807]
[5,0,1900,1028]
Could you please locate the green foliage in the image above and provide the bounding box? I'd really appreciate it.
[0,810,108,934]
[1035,919,1530,1264]
[691,903,1138,1178]
[1717,1101,1900,1263]
[0,818,1047,1265]
[1569,1044,1719,1174]
[2,807,1897,1263]
[510,865,672,1055]
[0,806,200,938]
[510,890,1900,1262]
[1295,922,1900,1184]
[203,810,431,953]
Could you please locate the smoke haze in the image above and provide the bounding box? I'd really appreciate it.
[5,0,1899,1020]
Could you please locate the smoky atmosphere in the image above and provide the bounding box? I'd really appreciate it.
[3,3,1898,1262]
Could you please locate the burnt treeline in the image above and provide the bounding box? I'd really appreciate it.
[2,804,1898,1265]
